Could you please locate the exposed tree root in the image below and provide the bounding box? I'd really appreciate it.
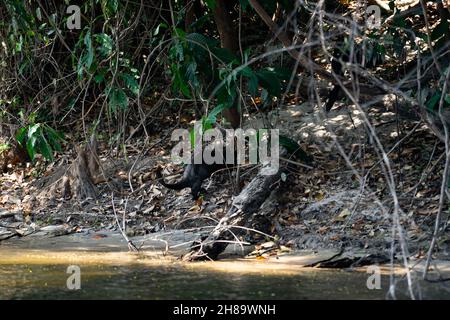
[37,136,101,202]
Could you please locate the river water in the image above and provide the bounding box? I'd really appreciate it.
[0,233,449,299]
[0,259,391,299]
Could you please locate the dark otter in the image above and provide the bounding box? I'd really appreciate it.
[325,44,384,112]
[157,161,226,200]
[158,134,312,200]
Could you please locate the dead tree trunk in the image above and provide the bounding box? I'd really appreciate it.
[213,0,238,54]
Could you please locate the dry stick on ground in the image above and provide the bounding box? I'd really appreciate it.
[183,148,288,261]
[248,0,443,296]
[111,193,139,252]
[423,69,450,280]
[316,4,424,298]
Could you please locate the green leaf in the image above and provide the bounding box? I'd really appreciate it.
[119,73,139,96]
[204,0,216,10]
[27,124,40,139]
[186,33,218,49]
[84,31,94,69]
[185,61,200,88]
[26,135,37,161]
[427,92,441,111]
[445,94,450,105]
[239,0,250,11]
[247,73,259,96]
[36,7,42,21]
[202,116,214,131]
[154,23,168,36]
[261,88,269,102]
[240,66,254,78]
[174,28,186,39]
[257,69,281,97]
[45,126,64,152]
[38,136,54,161]
[173,68,191,97]
[189,116,215,148]
[173,41,185,61]
[101,0,119,16]
[95,33,113,57]
[94,73,105,83]
[108,87,129,113]
[16,127,27,146]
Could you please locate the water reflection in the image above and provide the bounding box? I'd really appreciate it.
[0,248,449,300]
[0,263,414,300]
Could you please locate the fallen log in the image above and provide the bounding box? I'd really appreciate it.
[183,148,289,261]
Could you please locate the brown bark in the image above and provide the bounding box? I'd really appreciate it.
[185,0,204,31]
[68,145,98,200]
[212,0,239,54]
[185,0,196,31]
[212,0,241,128]
[222,108,241,129]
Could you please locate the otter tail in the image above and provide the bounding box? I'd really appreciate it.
[156,169,189,190]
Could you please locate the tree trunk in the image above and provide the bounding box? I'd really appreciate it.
[212,0,239,54]
[212,0,241,128]
[185,0,203,31]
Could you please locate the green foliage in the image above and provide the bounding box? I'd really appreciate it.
[16,123,64,162]
[74,27,140,115]
[164,30,289,124]
[203,0,217,10]
[424,90,450,112]
[1,0,448,169]
[99,0,119,18]
[108,87,129,113]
